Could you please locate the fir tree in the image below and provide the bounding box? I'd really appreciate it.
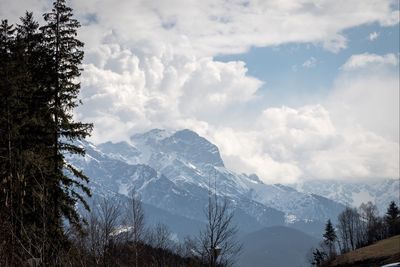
[312,248,326,266]
[323,219,337,259]
[0,19,17,265]
[40,0,92,225]
[14,12,55,263]
[0,19,16,205]
[1,13,57,264]
[385,201,400,237]
[36,0,93,263]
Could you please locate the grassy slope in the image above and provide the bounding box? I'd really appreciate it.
[329,235,400,267]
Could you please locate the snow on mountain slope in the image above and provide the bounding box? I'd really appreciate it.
[83,129,345,225]
[293,179,400,213]
[63,128,357,240]
[131,128,225,168]
[69,137,284,231]
[246,182,345,223]
[97,141,140,164]
[67,128,399,240]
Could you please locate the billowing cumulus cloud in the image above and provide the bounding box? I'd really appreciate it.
[212,105,398,184]
[208,53,400,183]
[76,43,262,143]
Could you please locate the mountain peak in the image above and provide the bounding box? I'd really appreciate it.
[131,128,173,143]
[130,128,225,167]
[162,129,225,167]
[173,129,200,138]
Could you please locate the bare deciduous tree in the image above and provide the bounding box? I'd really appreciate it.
[194,193,241,267]
[126,191,145,267]
[359,202,384,245]
[85,198,121,267]
[147,223,172,251]
[337,207,365,253]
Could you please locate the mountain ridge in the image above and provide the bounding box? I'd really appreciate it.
[293,178,400,213]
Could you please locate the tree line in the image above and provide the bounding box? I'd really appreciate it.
[0,1,241,266]
[64,191,240,267]
[310,200,400,266]
[64,193,206,267]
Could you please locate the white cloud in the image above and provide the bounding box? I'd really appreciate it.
[76,43,262,143]
[330,54,399,143]
[369,31,379,41]
[73,0,396,56]
[0,0,48,24]
[380,10,400,26]
[322,34,347,53]
[210,104,398,183]
[3,0,397,57]
[341,53,398,70]
[206,52,400,184]
[302,57,317,68]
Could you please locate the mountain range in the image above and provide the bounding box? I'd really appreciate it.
[293,179,399,214]
[67,128,399,266]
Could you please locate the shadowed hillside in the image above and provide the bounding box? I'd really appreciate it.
[238,226,319,267]
[327,235,400,267]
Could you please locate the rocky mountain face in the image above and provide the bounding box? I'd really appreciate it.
[68,129,355,238]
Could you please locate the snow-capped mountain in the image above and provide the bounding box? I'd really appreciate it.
[293,179,399,213]
[69,129,349,236]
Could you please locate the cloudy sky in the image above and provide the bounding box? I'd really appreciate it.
[1,0,399,184]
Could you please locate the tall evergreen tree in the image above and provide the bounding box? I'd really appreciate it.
[13,12,55,263]
[323,219,337,259]
[0,19,15,208]
[40,0,92,222]
[311,248,327,267]
[0,19,16,209]
[385,201,400,237]
[37,0,93,263]
[0,19,17,266]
